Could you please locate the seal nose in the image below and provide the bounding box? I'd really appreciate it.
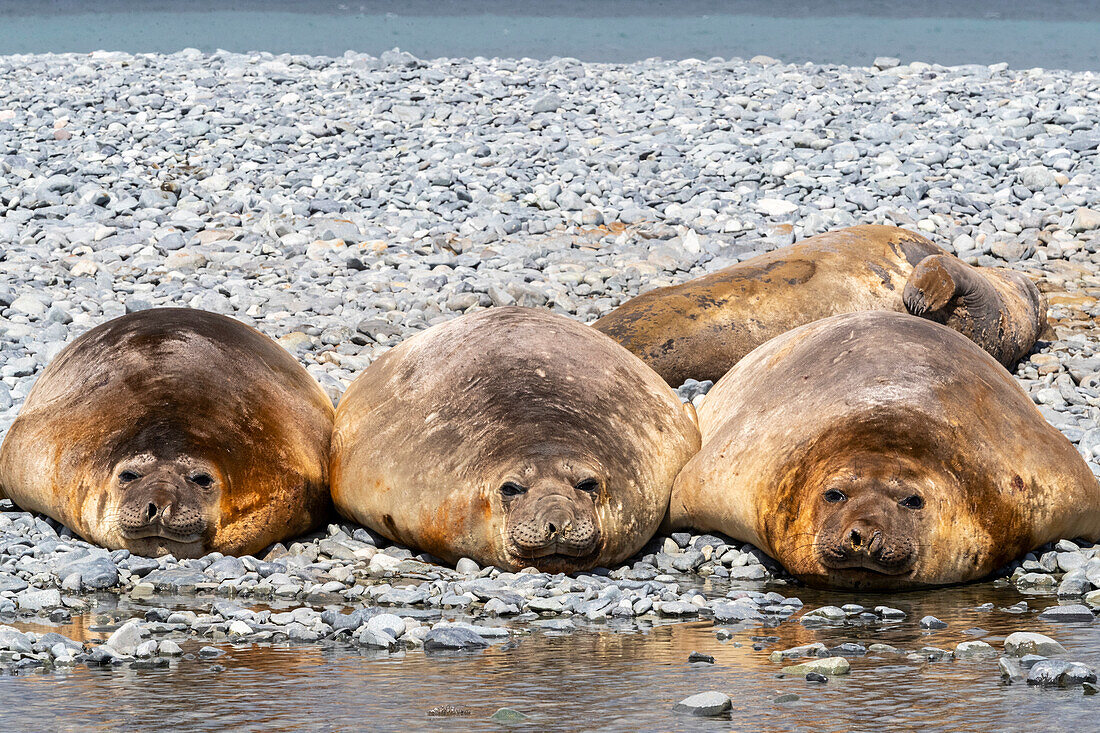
[507,492,599,560]
[845,522,883,555]
[545,515,574,537]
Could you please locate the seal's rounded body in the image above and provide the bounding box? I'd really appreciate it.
[670,310,1100,590]
[0,308,334,558]
[593,225,1046,385]
[331,306,700,573]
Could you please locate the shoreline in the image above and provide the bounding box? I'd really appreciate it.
[0,17,1098,68]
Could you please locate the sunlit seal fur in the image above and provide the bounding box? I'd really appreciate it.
[0,308,334,558]
[669,310,1100,590]
[593,225,1047,385]
[330,306,701,573]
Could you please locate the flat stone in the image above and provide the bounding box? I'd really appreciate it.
[781,657,850,676]
[756,198,798,217]
[769,643,828,662]
[16,588,61,612]
[726,564,768,581]
[358,628,397,649]
[0,573,29,594]
[1037,604,1094,623]
[1072,207,1100,232]
[423,627,490,651]
[955,640,997,659]
[712,601,763,623]
[1004,632,1068,657]
[0,627,33,654]
[920,615,947,629]
[58,557,119,590]
[672,691,732,717]
[206,556,246,581]
[365,613,406,640]
[105,620,143,656]
[490,708,529,723]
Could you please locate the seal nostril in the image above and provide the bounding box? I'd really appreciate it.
[850,528,862,547]
[547,522,558,535]
[145,503,158,522]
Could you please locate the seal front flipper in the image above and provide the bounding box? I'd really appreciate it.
[903,254,1045,367]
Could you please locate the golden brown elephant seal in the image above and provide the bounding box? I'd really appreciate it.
[593,225,1047,385]
[330,306,700,573]
[0,308,334,558]
[669,310,1100,590]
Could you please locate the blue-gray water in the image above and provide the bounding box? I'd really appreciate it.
[0,1,1098,69]
[3,582,1100,732]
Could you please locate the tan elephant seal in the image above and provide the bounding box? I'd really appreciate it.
[0,308,334,558]
[593,225,1047,385]
[330,306,700,573]
[669,310,1100,590]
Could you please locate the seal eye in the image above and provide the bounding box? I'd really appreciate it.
[823,489,846,504]
[900,494,924,510]
[190,473,215,489]
[575,479,600,493]
[500,481,527,497]
[118,471,140,483]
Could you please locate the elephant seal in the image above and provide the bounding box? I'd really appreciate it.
[0,308,334,558]
[330,306,700,573]
[593,225,1047,385]
[669,310,1100,590]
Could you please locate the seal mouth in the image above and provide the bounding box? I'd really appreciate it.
[827,556,910,572]
[120,527,204,544]
[818,556,913,577]
[506,546,602,573]
[510,541,596,560]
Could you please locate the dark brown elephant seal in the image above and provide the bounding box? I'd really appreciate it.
[330,306,700,573]
[593,225,1047,385]
[669,310,1100,590]
[0,308,334,558]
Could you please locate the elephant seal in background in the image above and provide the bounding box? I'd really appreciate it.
[0,308,334,558]
[903,253,1047,367]
[330,306,700,574]
[593,225,1047,385]
[670,310,1100,590]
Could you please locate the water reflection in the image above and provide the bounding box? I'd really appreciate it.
[3,581,1099,732]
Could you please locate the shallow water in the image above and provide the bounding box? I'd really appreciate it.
[3,580,1098,731]
[0,1,1098,70]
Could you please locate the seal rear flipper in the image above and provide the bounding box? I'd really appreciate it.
[903,254,1022,367]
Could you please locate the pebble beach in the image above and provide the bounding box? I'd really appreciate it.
[2,49,1100,728]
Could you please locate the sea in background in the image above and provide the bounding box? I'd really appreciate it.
[0,0,1098,69]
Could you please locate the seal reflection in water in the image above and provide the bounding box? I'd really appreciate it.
[0,308,334,558]
[330,306,701,573]
[670,311,1100,590]
[593,225,1047,385]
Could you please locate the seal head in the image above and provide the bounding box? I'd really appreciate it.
[499,454,603,569]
